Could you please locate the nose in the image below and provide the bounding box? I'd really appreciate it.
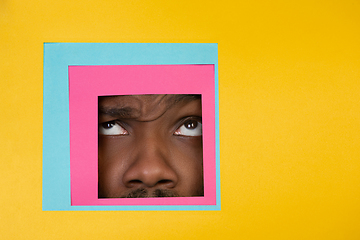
[122,137,178,189]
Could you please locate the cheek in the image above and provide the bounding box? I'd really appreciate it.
[98,137,132,196]
[170,137,204,195]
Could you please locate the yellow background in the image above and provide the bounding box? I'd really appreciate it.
[1,0,360,239]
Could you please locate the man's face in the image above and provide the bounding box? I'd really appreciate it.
[98,94,203,198]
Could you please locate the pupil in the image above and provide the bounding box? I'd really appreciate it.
[185,120,197,129]
[103,122,115,129]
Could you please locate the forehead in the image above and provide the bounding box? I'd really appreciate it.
[98,94,200,121]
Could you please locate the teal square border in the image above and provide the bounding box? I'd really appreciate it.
[43,43,220,210]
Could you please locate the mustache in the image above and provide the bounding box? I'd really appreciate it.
[122,188,180,198]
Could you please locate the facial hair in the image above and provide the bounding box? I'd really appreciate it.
[122,188,180,198]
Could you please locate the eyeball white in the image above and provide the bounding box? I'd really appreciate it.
[99,121,128,135]
[174,120,202,136]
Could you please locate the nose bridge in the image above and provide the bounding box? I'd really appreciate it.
[122,131,178,188]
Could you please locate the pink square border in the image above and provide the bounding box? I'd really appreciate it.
[69,65,216,206]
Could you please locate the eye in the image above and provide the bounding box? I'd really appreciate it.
[174,119,202,137]
[99,121,128,136]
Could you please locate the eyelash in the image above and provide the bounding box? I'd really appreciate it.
[98,117,202,137]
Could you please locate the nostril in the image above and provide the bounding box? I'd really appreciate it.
[158,180,171,184]
[157,179,174,186]
[127,180,142,187]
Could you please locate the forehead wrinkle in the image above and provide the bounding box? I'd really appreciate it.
[136,94,201,122]
[98,106,139,118]
[135,94,169,122]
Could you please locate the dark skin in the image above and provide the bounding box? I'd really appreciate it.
[98,94,204,198]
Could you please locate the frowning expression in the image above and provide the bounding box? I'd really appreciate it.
[98,94,204,198]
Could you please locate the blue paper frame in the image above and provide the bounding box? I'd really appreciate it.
[43,43,220,210]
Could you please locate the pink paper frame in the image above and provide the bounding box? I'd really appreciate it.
[69,65,216,206]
